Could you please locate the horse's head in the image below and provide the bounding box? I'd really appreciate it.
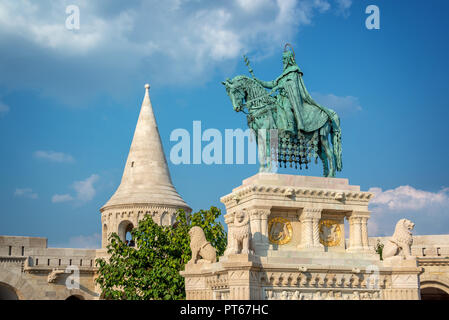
[222,76,246,113]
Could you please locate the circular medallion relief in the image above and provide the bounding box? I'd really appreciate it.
[268,217,293,245]
[319,220,341,247]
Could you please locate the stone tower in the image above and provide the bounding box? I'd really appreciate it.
[100,84,191,248]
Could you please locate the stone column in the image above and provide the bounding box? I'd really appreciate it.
[348,217,354,248]
[360,216,369,251]
[299,208,322,250]
[347,212,370,252]
[249,209,261,243]
[312,216,321,248]
[300,216,313,249]
[353,217,363,250]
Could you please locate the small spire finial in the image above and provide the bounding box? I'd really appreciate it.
[145,83,150,90]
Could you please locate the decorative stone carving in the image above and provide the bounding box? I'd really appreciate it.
[319,220,341,247]
[347,212,370,252]
[334,192,345,201]
[182,174,423,301]
[262,288,383,300]
[298,208,322,249]
[47,268,65,283]
[268,217,292,245]
[383,219,415,260]
[231,210,251,254]
[285,188,295,197]
[188,226,217,264]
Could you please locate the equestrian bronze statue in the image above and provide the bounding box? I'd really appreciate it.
[222,44,342,177]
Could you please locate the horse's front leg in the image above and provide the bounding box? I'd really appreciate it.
[256,120,272,172]
[256,123,267,172]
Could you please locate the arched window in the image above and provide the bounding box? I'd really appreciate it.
[161,212,171,226]
[118,220,134,245]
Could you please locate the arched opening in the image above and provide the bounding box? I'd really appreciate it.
[65,294,84,300]
[102,223,108,248]
[0,282,19,300]
[161,212,171,226]
[421,287,449,300]
[118,220,134,246]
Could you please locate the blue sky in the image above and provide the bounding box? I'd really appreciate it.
[1,0,448,248]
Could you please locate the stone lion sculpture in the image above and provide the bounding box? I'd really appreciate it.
[383,218,415,260]
[188,226,217,264]
[232,210,251,254]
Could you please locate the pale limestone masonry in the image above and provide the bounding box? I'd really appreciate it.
[369,235,449,298]
[221,173,374,256]
[0,236,97,300]
[0,85,191,300]
[100,84,191,248]
[181,173,447,300]
[1,85,449,299]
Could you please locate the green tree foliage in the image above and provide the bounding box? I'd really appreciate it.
[95,206,227,300]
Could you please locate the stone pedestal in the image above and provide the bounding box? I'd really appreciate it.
[181,173,422,300]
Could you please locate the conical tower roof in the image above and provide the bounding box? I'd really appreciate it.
[101,84,191,212]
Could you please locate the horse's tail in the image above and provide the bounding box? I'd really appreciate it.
[329,111,343,172]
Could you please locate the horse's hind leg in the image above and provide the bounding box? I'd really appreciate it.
[318,144,329,177]
[320,124,335,177]
[265,129,272,172]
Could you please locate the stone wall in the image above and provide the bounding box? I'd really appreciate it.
[1,218,449,299]
[369,235,449,296]
[0,236,99,300]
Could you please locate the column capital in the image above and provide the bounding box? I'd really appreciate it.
[347,211,370,219]
[243,207,271,218]
[300,207,322,220]
[257,208,271,219]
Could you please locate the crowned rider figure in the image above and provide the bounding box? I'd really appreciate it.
[254,44,335,136]
[224,44,343,177]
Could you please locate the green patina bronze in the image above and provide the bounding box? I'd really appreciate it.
[222,44,342,177]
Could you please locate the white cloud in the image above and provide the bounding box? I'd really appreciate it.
[14,188,38,199]
[73,174,99,202]
[368,185,449,236]
[0,2,106,54]
[34,150,75,163]
[0,100,9,116]
[335,0,352,16]
[236,0,273,12]
[0,0,352,102]
[369,185,449,211]
[52,233,101,249]
[51,194,74,203]
[312,92,362,114]
[51,174,99,204]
